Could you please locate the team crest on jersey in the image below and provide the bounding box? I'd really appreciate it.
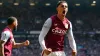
[65,23,68,29]
[54,23,57,26]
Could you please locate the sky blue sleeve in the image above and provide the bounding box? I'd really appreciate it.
[39,18,52,50]
[67,21,77,52]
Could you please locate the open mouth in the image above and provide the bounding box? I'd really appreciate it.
[63,10,66,14]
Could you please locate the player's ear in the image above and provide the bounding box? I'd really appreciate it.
[13,21,16,26]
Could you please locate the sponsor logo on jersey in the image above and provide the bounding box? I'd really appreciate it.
[52,28,66,35]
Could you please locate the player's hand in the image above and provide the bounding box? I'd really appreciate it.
[43,48,52,55]
[23,40,30,46]
[72,50,77,56]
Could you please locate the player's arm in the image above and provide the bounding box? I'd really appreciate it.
[0,40,5,56]
[0,31,10,56]
[12,39,30,48]
[39,18,52,55]
[67,21,77,56]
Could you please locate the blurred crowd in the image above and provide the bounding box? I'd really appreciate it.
[11,33,100,56]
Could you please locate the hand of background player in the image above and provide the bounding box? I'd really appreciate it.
[72,50,77,56]
[43,48,52,55]
[23,40,30,46]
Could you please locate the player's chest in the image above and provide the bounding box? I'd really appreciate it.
[51,21,69,35]
[52,21,69,30]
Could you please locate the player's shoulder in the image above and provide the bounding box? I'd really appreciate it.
[50,15,56,18]
[50,15,57,20]
[65,18,72,28]
[43,18,52,28]
[1,31,11,38]
[68,20,71,24]
[2,31,10,35]
[2,28,11,35]
[3,27,9,31]
[45,17,52,24]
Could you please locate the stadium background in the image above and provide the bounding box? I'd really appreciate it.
[0,0,100,56]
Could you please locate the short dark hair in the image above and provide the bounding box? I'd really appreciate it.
[57,1,67,7]
[7,16,17,25]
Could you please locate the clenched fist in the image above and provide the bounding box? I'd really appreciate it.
[72,50,77,56]
[43,48,52,55]
[23,40,30,46]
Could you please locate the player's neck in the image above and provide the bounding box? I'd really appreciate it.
[7,25,13,31]
[57,14,65,21]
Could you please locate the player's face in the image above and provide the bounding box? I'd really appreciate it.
[57,2,68,16]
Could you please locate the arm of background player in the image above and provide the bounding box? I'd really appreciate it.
[0,41,5,56]
[12,39,30,48]
[67,21,77,52]
[39,18,52,50]
[0,31,10,56]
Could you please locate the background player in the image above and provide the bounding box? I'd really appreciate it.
[39,1,77,56]
[0,17,30,56]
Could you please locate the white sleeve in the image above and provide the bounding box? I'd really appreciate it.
[1,31,10,42]
[67,21,77,52]
[39,18,52,50]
